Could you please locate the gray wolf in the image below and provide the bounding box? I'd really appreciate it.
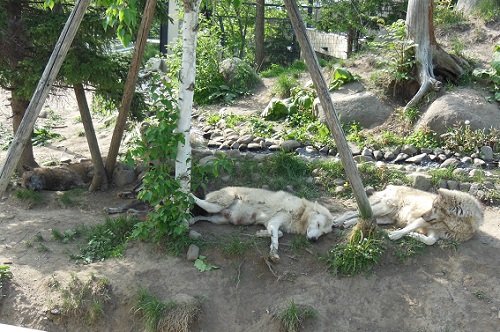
[334,185,484,245]
[21,161,94,191]
[190,186,336,260]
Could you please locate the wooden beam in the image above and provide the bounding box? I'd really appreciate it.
[0,0,91,195]
[283,0,373,221]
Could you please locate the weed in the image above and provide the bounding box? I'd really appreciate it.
[34,232,45,242]
[206,114,222,126]
[52,226,85,243]
[434,2,467,29]
[473,290,489,301]
[59,274,111,325]
[192,154,235,193]
[249,116,276,137]
[37,243,50,253]
[441,122,499,154]
[15,188,43,205]
[359,163,410,190]
[474,0,500,21]
[77,131,86,137]
[402,107,420,124]
[0,265,12,293]
[290,235,311,254]
[273,74,299,98]
[133,288,200,332]
[261,60,306,78]
[32,127,62,146]
[405,129,440,149]
[429,167,467,186]
[194,256,219,272]
[225,114,246,128]
[221,236,252,257]
[0,123,13,150]
[57,188,85,206]
[329,67,356,91]
[276,300,317,332]
[324,228,385,276]
[392,237,426,262]
[74,216,136,264]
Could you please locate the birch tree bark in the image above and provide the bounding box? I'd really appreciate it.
[255,0,265,69]
[405,0,468,110]
[175,0,201,192]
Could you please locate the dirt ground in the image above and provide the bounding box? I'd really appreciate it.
[1,19,500,331]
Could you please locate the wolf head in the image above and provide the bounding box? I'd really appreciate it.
[21,171,45,191]
[305,203,335,241]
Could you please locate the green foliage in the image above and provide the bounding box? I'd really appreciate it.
[249,116,276,137]
[0,265,12,292]
[405,129,440,149]
[273,74,299,98]
[15,189,43,205]
[324,228,385,276]
[276,300,317,332]
[473,45,500,102]
[474,0,500,21]
[263,99,290,121]
[329,67,356,91]
[220,236,252,257]
[126,74,191,250]
[290,235,311,254]
[260,60,306,78]
[192,154,235,193]
[32,127,62,146]
[429,167,466,186]
[393,237,426,262]
[74,216,136,264]
[358,163,410,190]
[194,256,219,272]
[60,274,111,325]
[434,1,467,29]
[52,226,86,243]
[0,123,13,150]
[133,288,177,332]
[57,188,85,206]
[441,122,499,154]
[402,107,420,124]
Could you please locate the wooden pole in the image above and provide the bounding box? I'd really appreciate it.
[74,83,108,191]
[0,0,91,195]
[283,0,373,221]
[105,0,157,179]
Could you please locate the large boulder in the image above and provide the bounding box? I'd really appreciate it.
[416,88,500,135]
[219,57,260,90]
[313,82,392,128]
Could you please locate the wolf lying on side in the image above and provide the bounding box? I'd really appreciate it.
[190,186,336,261]
[334,185,484,245]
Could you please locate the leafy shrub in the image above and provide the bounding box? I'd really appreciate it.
[324,228,385,276]
[441,121,499,154]
[260,60,306,78]
[405,129,440,149]
[32,127,62,146]
[0,265,12,293]
[329,67,356,91]
[262,99,290,121]
[473,45,499,102]
[273,74,299,98]
[276,300,317,332]
[434,1,467,29]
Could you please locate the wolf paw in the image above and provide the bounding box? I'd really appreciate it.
[269,251,280,262]
[388,231,403,240]
[255,230,270,237]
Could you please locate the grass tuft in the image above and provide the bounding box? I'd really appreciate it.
[275,300,317,332]
[15,188,43,205]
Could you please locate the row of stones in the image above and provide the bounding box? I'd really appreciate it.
[201,125,499,169]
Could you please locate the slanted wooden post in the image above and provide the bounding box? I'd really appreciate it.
[283,0,373,221]
[105,0,157,179]
[0,0,91,195]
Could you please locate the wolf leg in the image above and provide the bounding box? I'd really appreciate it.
[191,194,225,213]
[255,229,283,238]
[333,211,358,227]
[266,212,290,262]
[408,230,439,245]
[189,214,229,225]
[388,217,429,240]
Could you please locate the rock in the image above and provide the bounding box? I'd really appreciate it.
[384,151,396,161]
[230,142,240,150]
[447,180,459,190]
[189,230,202,240]
[218,141,231,150]
[112,165,136,187]
[469,169,485,178]
[198,155,217,166]
[59,156,72,164]
[207,140,222,148]
[280,140,301,152]
[220,57,260,89]
[393,153,409,163]
[461,156,473,165]
[452,168,468,177]
[459,182,471,192]
[269,144,281,151]
[373,150,383,160]
[145,57,167,72]
[469,183,480,196]
[237,134,254,144]
[421,148,433,154]
[186,244,200,261]
[416,88,500,135]
[473,158,486,167]
[365,186,375,195]
[406,153,428,164]
[437,154,448,162]
[319,146,330,154]
[409,173,432,191]
[247,143,261,151]
[479,146,494,161]
[335,186,345,194]
[238,143,248,151]
[354,155,374,163]
[361,147,373,158]
[401,144,418,156]
[313,83,392,128]
[440,158,460,168]
[334,178,346,186]
[348,142,361,155]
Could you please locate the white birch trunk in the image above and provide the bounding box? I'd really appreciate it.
[176,0,201,192]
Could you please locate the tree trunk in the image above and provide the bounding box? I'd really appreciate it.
[283,0,373,226]
[255,0,265,69]
[74,84,108,191]
[405,0,468,110]
[11,95,38,175]
[105,0,157,180]
[176,0,201,192]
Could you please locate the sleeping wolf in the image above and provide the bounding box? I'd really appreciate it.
[190,186,336,261]
[334,185,484,245]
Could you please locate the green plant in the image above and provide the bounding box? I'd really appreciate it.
[290,235,311,254]
[473,45,499,102]
[225,114,246,128]
[192,154,235,193]
[133,288,200,332]
[52,226,85,243]
[126,74,192,252]
[32,127,62,146]
[474,0,500,21]
[405,129,440,149]
[434,1,467,29]
[273,74,299,98]
[0,265,12,293]
[329,67,356,91]
[194,256,219,272]
[74,216,135,264]
[276,300,317,332]
[402,107,420,124]
[324,228,385,276]
[15,188,43,205]
[428,167,468,186]
[60,274,111,325]
[250,116,276,137]
[393,237,426,262]
[58,188,85,206]
[221,236,252,257]
[358,163,410,190]
[441,122,499,154]
[206,114,222,126]
[260,60,306,78]
[0,123,13,150]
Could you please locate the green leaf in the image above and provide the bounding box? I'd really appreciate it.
[194,256,219,272]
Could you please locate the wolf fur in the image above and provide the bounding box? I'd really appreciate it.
[334,185,484,245]
[190,186,336,260]
[21,161,94,191]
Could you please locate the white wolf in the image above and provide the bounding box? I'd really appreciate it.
[334,185,484,245]
[190,186,336,260]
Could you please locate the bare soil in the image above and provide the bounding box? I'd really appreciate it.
[1,18,500,332]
